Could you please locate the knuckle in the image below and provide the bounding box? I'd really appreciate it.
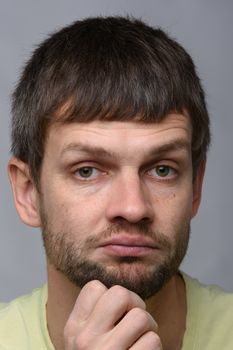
[73,331,90,350]
[131,307,150,325]
[63,321,89,348]
[110,285,131,302]
[83,280,106,293]
[145,331,162,348]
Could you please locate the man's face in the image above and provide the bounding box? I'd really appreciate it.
[38,113,200,299]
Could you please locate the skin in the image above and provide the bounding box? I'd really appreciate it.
[8,113,205,350]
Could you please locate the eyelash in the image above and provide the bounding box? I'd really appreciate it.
[146,165,177,180]
[72,165,105,181]
[72,164,177,182]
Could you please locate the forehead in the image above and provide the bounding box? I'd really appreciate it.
[45,113,192,156]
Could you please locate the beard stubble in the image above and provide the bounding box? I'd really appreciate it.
[41,207,190,300]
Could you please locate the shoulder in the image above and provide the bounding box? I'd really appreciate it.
[183,272,233,310]
[0,285,46,322]
[182,272,233,349]
[0,285,52,349]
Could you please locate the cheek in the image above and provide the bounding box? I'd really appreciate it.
[153,186,193,235]
[41,184,105,235]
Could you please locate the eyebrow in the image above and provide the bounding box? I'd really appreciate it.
[61,139,190,160]
[61,143,119,159]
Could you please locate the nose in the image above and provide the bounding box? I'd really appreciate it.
[105,170,154,224]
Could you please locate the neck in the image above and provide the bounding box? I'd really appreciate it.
[46,264,81,350]
[46,264,186,350]
[146,272,187,350]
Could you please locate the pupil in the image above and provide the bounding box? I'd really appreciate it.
[157,166,168,176]
[80,167,92,177]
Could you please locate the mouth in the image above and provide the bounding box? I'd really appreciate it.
[98,235,158,257]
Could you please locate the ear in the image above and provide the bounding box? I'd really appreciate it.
[191,160,206,218]
[8,158,41,227]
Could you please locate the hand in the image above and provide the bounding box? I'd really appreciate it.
[63,280,162,349]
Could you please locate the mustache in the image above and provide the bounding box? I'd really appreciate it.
[85,221,172,250]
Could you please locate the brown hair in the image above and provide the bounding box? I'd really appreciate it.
[11,16,210,184]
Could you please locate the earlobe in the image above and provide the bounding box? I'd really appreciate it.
[8,158,41,227]
[192,160,206,218]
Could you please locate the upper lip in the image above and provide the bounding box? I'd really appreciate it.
[99,235,158,248]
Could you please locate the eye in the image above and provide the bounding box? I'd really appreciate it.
[74,166,100,180]
[147,165,176,178]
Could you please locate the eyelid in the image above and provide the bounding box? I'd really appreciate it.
[145,164,177,179]
[72,164,107,181]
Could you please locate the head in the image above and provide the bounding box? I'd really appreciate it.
[9,16,210,299]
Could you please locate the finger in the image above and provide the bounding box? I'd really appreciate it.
[86,285,146,333]
[112,307,158,348]
[129,331,162,350]
[67,280,107,328]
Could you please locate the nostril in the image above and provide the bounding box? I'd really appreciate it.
[110,216,152,229]
[111,216,130,225]
[140,217,152,224]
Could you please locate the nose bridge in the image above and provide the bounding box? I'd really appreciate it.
[106,168,153,223]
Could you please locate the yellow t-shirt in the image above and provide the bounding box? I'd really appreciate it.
[0,285,53,349]
[182,273,233,349]
[0,274,233,349]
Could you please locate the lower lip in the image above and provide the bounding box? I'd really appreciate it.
[100,244,156,257]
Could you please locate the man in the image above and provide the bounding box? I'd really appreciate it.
[1,15,233,349]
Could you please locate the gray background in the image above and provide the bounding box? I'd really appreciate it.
[0,0,233,302]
